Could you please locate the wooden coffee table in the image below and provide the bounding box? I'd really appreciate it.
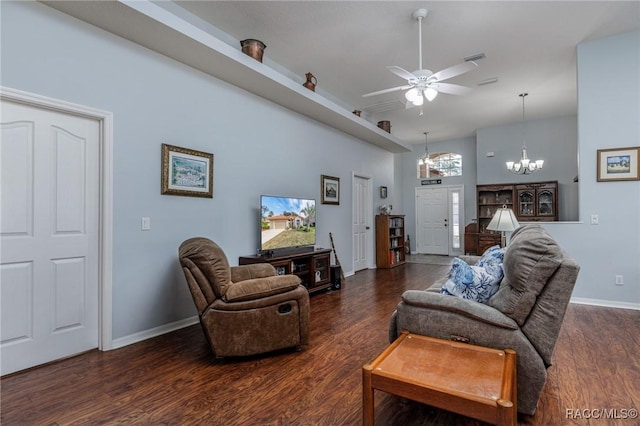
[362,331,517,425]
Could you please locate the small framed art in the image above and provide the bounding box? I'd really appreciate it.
[380,186,388,199]
[321,175,340,205]
[596,146,640,182]
[161,143,214,197]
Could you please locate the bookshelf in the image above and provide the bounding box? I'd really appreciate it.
[376,214,406,268]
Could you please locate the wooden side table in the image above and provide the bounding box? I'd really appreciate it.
[362,331,517,426]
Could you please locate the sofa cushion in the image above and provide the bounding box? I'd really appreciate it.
[440,257,503,303]
[487,225,563,326]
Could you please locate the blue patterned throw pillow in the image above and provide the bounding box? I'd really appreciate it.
[477,245,506,267]
[476,245,506,280]
[440,256,503,303]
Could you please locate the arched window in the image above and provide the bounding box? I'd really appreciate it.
[417,152,462,178]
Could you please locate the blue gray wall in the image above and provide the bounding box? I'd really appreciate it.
[2,2,637,347]
[1,1,394,340]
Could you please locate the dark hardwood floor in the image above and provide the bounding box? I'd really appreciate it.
[2,263,639,425]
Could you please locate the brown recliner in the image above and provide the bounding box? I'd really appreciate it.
[179,237,310,357]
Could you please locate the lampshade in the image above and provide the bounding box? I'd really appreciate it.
[487,205,519,247]
[487,205,520,232]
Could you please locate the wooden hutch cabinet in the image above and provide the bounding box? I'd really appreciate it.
[515,182,558,221]
[468,181,559,255]
[375,214,406,268]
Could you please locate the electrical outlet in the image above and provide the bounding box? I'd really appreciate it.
[141,217,151,231]
[590,214,599,225]
[615,275,624,286]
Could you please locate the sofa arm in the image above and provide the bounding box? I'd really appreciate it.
[400,290,517,330]
[390,290,548,416]
[231,263,276,283]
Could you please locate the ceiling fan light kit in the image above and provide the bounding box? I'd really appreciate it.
[506,93,544,174]
[362,8,477,111]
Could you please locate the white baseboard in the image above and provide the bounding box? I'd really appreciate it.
[108,297,636,351]
[111,316,199,350]
[570,297,640,311]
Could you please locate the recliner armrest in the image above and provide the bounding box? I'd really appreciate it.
[401,290,518,330]
[223,274,302,303]
[231,263,277,283]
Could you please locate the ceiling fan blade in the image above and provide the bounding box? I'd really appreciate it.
[434,82,473,96]
[387,66,418,81]
[431,61,478,82]
[362,84,412,98]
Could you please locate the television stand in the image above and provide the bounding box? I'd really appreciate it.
[239,248,333,294]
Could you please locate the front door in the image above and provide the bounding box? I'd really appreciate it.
[1,99,100,375]
[415,187,449,255]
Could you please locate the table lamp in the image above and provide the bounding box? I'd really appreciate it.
[486,205,520,247]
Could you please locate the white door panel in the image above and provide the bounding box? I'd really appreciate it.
[1,100,99,375]
[352,175,370,272]
[416,187,449,255]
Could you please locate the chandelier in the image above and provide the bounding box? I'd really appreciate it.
[506,93,544,174]
[418,131,433,169]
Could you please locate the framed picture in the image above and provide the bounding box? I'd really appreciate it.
[597,146,640,182]
[321,174,340,205]
[161,143,214,197]
[380,186,388,199]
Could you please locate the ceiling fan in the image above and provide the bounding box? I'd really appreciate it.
[362,9,478,112]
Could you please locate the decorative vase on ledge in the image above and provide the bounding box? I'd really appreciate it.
[377,120,391,133]
[303,72,317,92]
[240,39,266,63]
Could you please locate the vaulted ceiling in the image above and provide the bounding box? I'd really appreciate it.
[43,1,639,146]
[174,1,639,144]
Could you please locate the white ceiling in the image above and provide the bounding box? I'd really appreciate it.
[174,1,639,145]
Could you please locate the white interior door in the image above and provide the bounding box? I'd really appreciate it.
[415,187,449,255]
[1,100,100,375]
[352,175,370,272]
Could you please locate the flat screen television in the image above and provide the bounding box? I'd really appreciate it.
[260,195,316,252]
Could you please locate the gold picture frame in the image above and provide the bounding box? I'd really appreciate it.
[321,175,340,205]
[596,146,640,182]
[161,143,214,197]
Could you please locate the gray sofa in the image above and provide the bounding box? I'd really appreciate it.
[389,224,580,415]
